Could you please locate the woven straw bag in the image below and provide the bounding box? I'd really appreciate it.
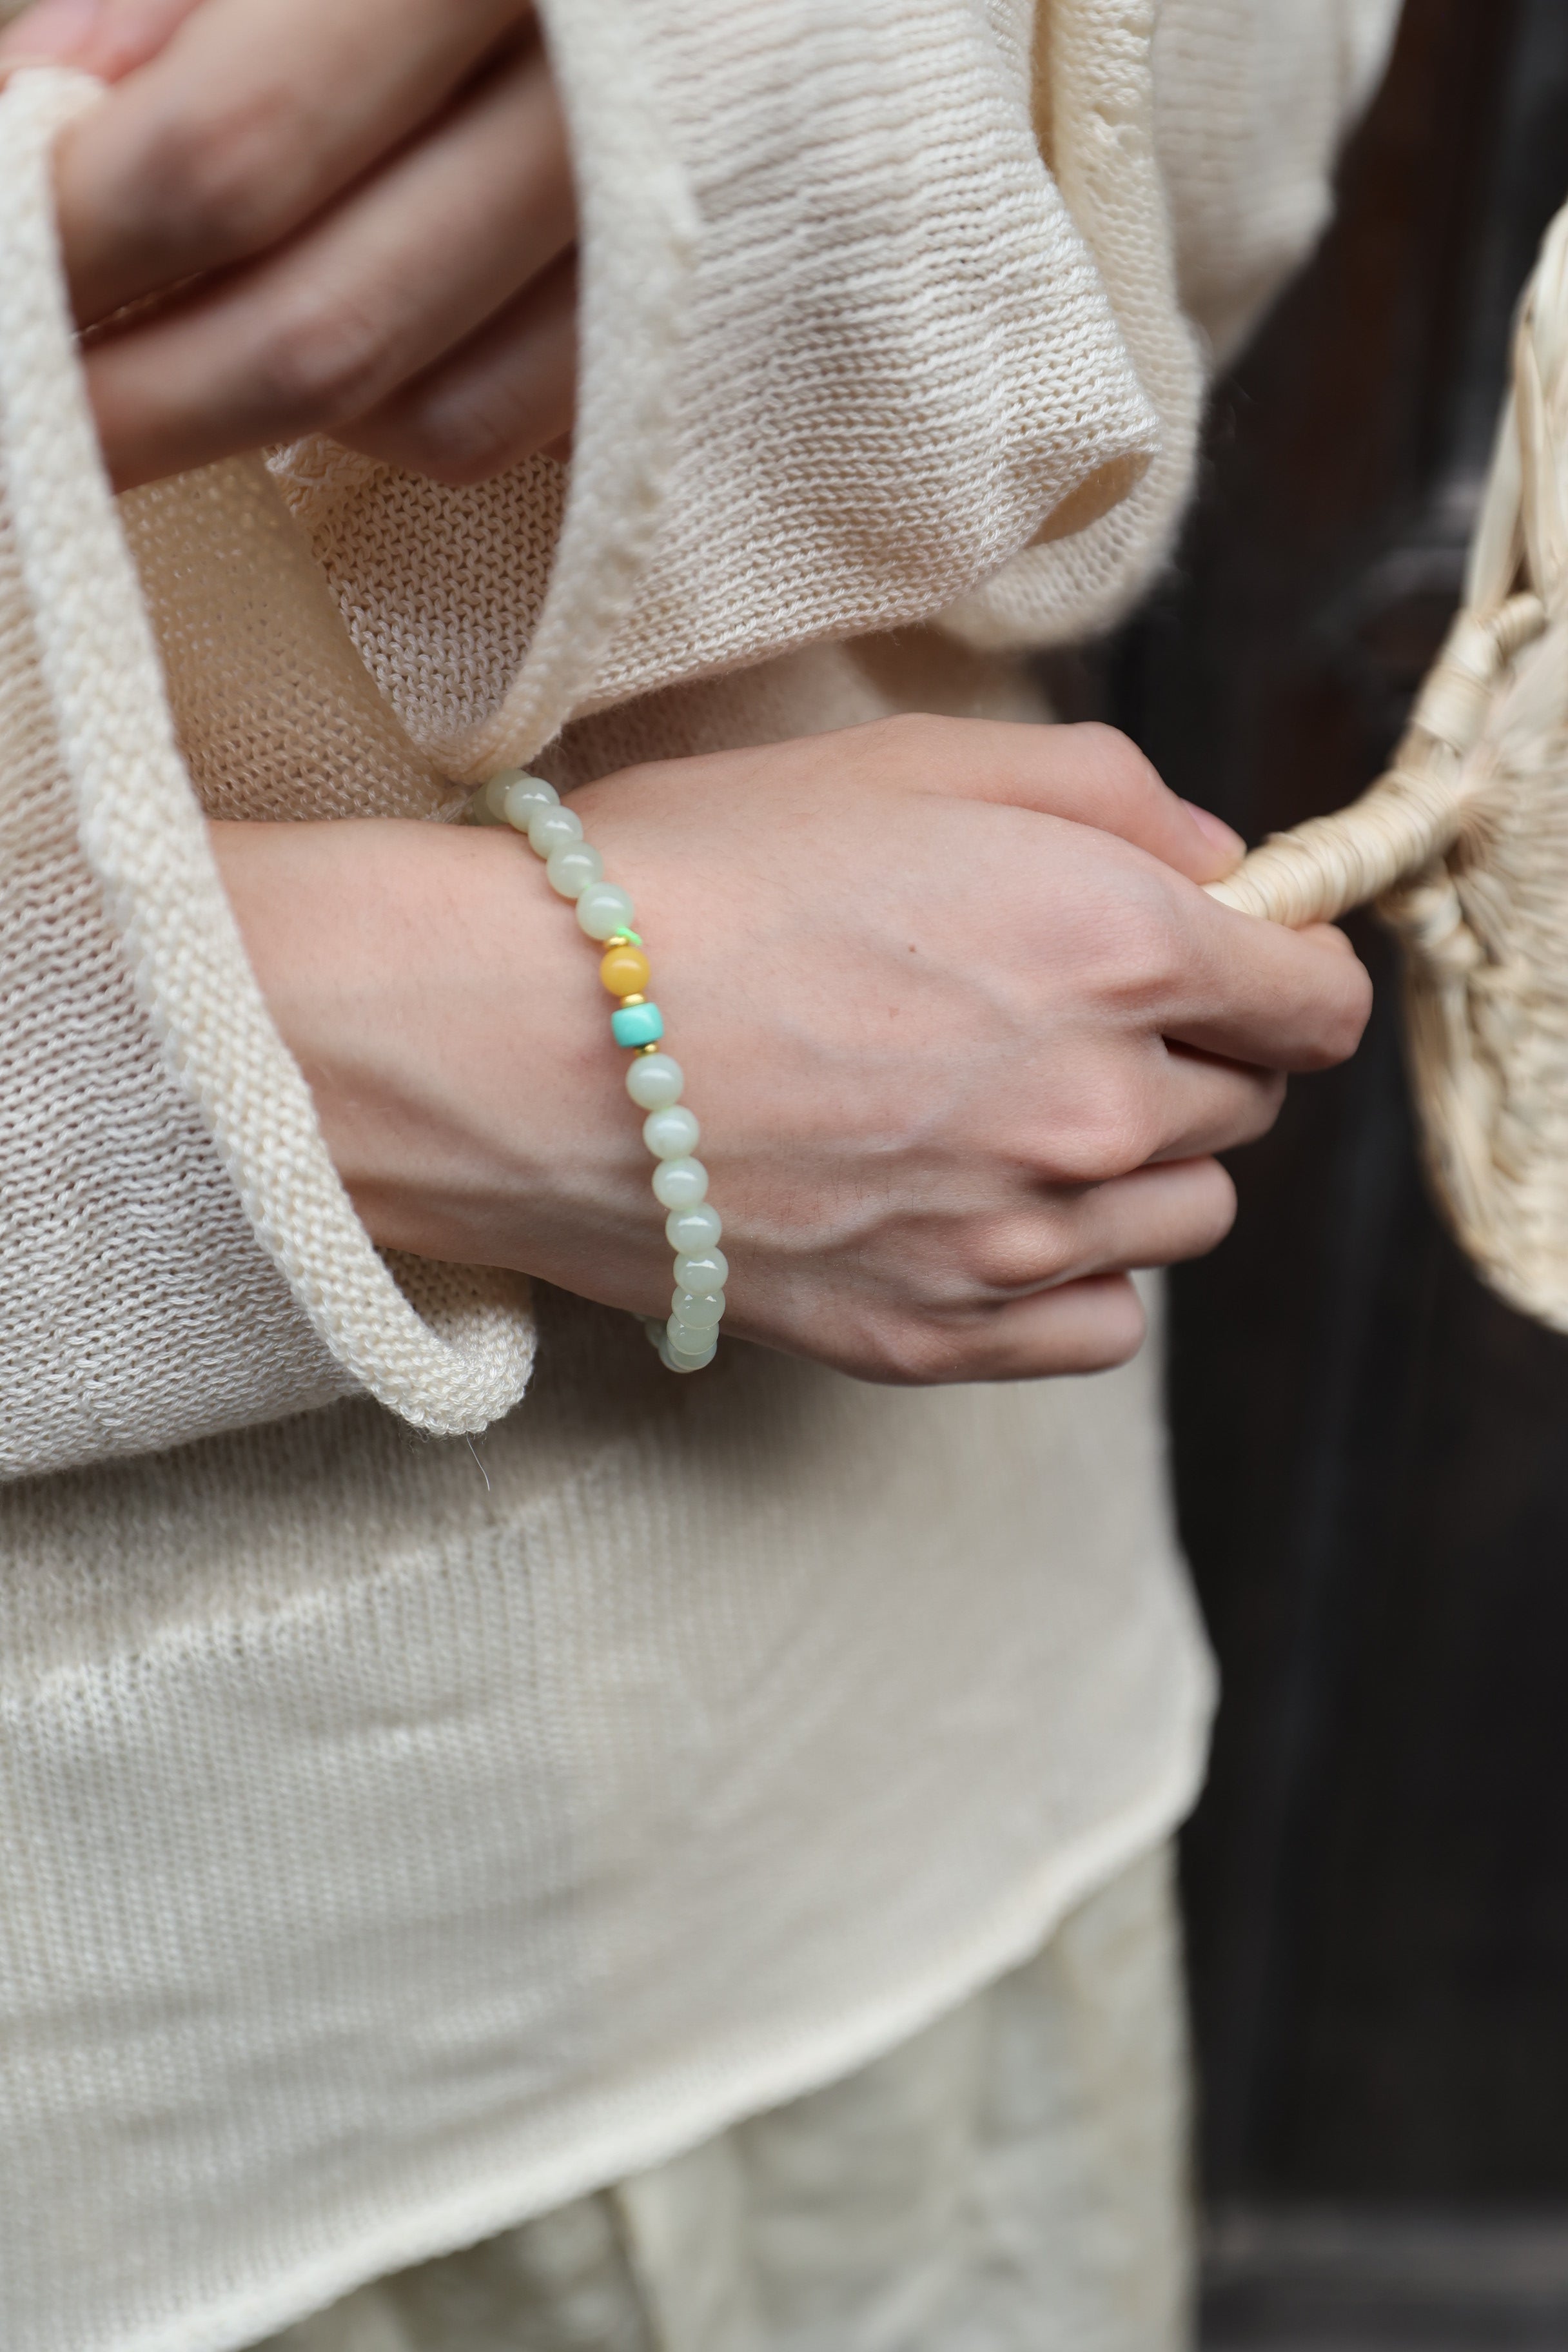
[1207,197,1568,1332]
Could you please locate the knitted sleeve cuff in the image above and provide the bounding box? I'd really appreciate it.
[427,0,1164,767]
[0,70,534,1481]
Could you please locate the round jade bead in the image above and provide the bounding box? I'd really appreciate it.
[661,1330,716,1373]
[666,1200,721,1253]
[674,1249,728,1295]
[643,1105,700,1161]
[527,805,583,857]
[600,943,651,997]
[576,882,636,941]
[547,841,603,899]
[651,1155,708,1210]
[671,1288,724,1329]
[500,775,559,828]
[663,1326,719,1364]
[627,1053,683,1112]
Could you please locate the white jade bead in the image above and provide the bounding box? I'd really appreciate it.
[667,1311,719,1350]
[527,805,583,856]
[671,1288,725,1329]
[666,1202,721,1253]
[667,1306,718,1342]
[547,842,603,899]
[643,1105,700,1160]
[674,1249,728,1295]
[502,776,559,828]
[662,1330,716,1373]
[652,1156,708,1210]
[576,883,636,940]
[626,1053,684,1111]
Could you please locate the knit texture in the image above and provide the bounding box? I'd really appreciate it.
[0,6,1395,2349]
[259,1847,1190,2352]
[0,77,536,1475]
[1153,0,1404,366]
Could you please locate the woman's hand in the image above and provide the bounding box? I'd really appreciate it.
[211,718,1371,1385]
[0,0,576,491]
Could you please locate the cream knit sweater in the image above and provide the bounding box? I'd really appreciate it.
[0,5,1398,2347]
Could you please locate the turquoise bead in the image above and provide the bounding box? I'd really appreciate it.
[611,1001,665,1048]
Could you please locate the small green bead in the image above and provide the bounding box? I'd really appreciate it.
[611,1001,664,1048]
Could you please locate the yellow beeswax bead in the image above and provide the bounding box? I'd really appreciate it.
[600,943,651,997]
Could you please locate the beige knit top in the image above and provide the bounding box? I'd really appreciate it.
[0,4,1397,2346]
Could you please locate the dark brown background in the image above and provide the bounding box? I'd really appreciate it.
[1093,0,1568,2335]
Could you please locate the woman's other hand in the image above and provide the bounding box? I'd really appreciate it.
[0,0,577,490]
[211,718,1371,1386]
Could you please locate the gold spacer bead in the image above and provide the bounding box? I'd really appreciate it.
[618,992,647,1008]
[637,1042,660,1055]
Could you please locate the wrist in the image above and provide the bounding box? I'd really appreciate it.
[209,814,665,1303]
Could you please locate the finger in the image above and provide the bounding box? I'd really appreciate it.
[859,1274,1150,1386]
[1159,889,1373,1072]
[52,0,533,327]
[83,36,574,490]
[339,246,577,485]
[923,1157,1238,1320]
[1298,920,1359,959]
[0,0,204,84]
[886,715,1244,885]
[906,1161,1233,1378]
[1034,1155,1239,1290]
[1146,1045,1285,1163]
[975,1271,1151,1378]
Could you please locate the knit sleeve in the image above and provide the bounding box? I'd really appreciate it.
[267,0,1172,780]
[936,0,1402,654]
[552,0,1170,726]
[0,71,535,1483]
[1152,0,1405,371]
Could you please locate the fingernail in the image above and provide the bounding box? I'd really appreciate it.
[0,0,103,61]
[1182,799,1245,863]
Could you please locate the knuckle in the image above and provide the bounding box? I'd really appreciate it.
[1328,959,1375,1063]
[1220,1071,1288,1152]
[1248,1070,1289,1139]
[1068,721,1171,826]
[1081,868,1187,1014]
[142,84,302,260]
[841,1311,972,1388]
[859,710,948,769]
[1191,1160,1239,1251]
[1072,720,1161,794]
[961,1220,1070,1296]
[257,286,393,429]
[1297,963,1373,1070]
[1149,1161,1239,1268]
[1084,1282,1149,1370]
[1045,1079,1157,1186]
[389,397,522,489]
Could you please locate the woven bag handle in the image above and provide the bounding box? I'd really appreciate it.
[1204,196,1568,929]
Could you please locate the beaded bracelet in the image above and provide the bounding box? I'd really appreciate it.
[475,767,726,1373]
